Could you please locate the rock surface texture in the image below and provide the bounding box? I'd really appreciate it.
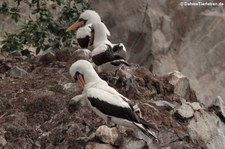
[0,50,224,148]
[0,0,225,148]
[89,0,225,107]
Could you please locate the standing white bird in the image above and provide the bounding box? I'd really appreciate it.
[66,10,110,48]
[90,22,128,72]
[69,60,158,139]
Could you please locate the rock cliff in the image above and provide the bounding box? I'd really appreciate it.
[0,50,225,148]
[0,0,225,148]
[89,0,225,107]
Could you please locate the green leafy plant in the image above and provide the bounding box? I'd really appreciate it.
[0,0,89,55]
[0,2,20,22]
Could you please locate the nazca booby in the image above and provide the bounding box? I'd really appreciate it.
[69,60,158,139]
[89,22,128,72]
[66,10,110,48]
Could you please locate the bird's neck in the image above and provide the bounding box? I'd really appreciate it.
[94,40,111,48]
[93,30,109,48]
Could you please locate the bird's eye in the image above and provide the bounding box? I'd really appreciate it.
[73,72,81,80]
[78,18,87,25]
[78,18,84,22]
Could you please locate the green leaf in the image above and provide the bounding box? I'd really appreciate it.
[0,2,9,14]
[36,47,41,55]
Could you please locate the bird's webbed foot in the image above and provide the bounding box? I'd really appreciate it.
[68,94,87,113]
[133,104,142,118]
[106,117,117,128]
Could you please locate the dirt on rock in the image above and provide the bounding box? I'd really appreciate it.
[0,49,198,148]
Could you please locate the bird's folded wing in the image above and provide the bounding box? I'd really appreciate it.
[92,45,115,66]
[86,88,140,123]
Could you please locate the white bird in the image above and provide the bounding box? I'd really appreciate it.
[90,22,128,72]
[66,10,110,48]
[69,60,158,139]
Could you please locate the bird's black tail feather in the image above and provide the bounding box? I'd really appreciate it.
[133,122,158,140]
[138,117,159,132]
[110,59,131,67]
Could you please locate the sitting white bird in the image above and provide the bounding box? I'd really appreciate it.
[69,60,159,139]
[89,22,128,72]
[66,10,110,49]
[66,10,127,72]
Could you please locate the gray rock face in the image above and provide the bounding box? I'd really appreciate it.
[149,100,175,111]
[188,110,225,149]
[120,137,148,149]
[174,102,194,119]
[73,49,91,61]
[168,71,197,102]
[161,141,192,149]
[89,0,225,108]
[209,96,225,123]
[187,102,202,111]
[177,9,225,107]
[169,71,190,99]
[7,66,28,77]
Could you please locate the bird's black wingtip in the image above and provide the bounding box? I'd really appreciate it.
[133,122,159,140]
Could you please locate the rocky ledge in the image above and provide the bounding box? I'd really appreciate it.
[0,49,225,149]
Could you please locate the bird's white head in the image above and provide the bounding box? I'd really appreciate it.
[79,10,101,25]
[66,10,101,32]
[69,60,101,88]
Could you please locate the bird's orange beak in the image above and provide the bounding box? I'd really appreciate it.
[77,74,85,88]
[66,20,85,32]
